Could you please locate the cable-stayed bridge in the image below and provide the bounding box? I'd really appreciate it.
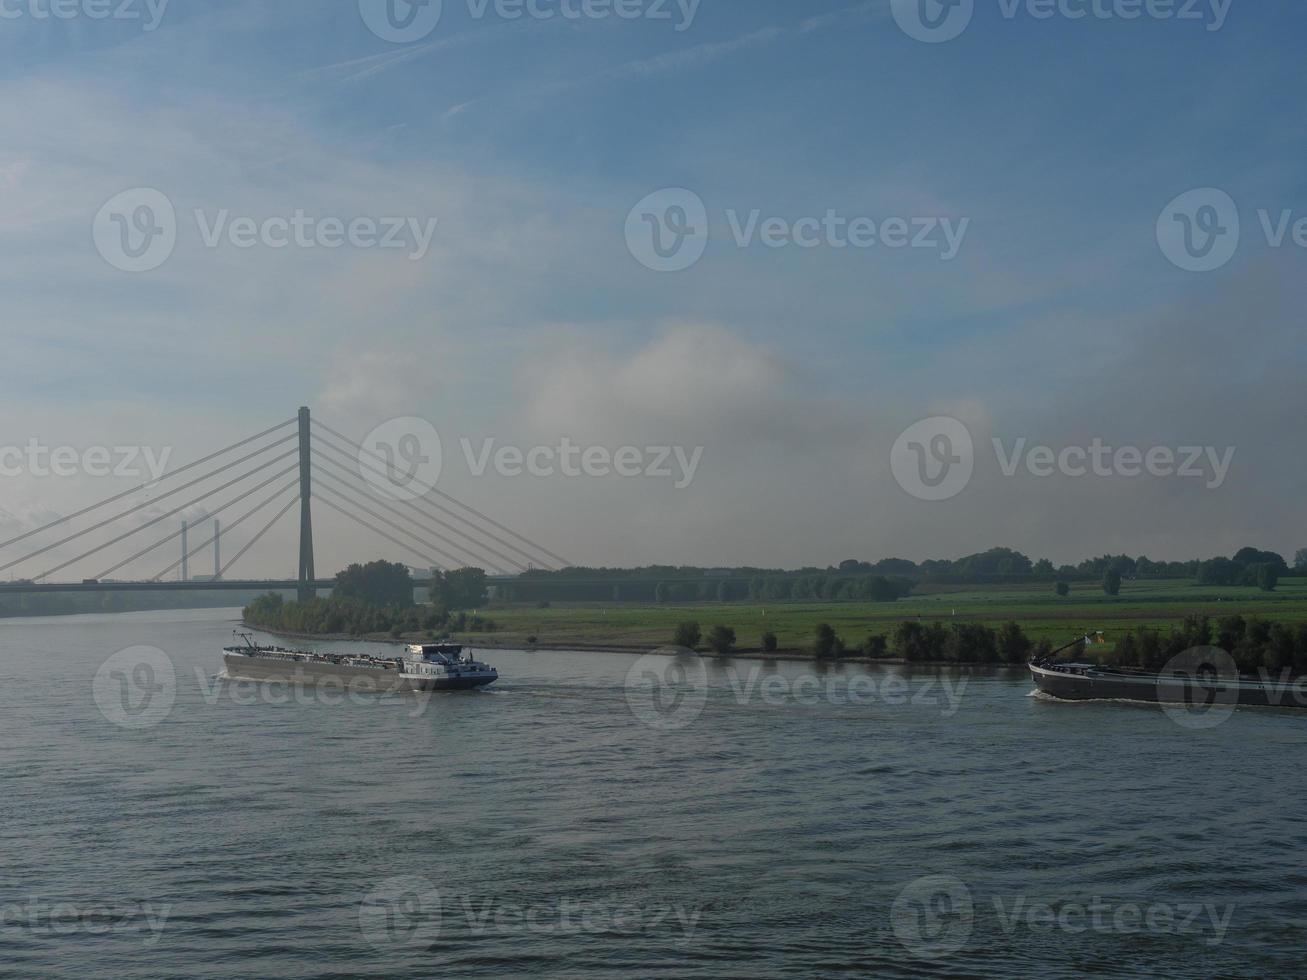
[0,408,567,600]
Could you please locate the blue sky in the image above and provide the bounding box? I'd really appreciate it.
[1,0,1304,576]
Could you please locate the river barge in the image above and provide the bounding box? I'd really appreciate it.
[1030,636,1303,709]
[222,633,498,692]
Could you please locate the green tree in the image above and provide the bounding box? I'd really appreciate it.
[707,625,736,654]
[813,623,843,659]
[436,567,488,610]
[1257,564,1280,592]
[1056,581,1070,597]
[673,621,701,649]
[1102,569,1122,596]
[1296,548,1307,572]
[333,561,414,608]
[863,634,888,658]
[760,631,778,653]
[997,621,1032,664]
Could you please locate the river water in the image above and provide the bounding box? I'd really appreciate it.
[2,609,1304,978]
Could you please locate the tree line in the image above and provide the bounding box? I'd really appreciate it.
[1104,615,1307,674]
[493,545,1302,603]
[243,561,494,638]
[664,613,1307,673]
[669,619,1039,663]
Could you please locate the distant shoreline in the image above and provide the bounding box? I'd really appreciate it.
[239,622,1027,670]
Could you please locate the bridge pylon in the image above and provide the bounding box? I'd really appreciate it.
[297,406,315,602]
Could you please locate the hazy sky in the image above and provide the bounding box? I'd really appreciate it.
[1,0,1304,578]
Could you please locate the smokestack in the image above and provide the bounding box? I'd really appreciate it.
[214,519,221,580]
[181,520,188,582]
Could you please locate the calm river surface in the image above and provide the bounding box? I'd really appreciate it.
[2,609,1305,978]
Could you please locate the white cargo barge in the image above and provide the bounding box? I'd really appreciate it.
[222,633,498,692]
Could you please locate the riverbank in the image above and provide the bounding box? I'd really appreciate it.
[239,622,1029,669]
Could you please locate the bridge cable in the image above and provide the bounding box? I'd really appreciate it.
[311,427,556,570]
[0,437,298,576]
[95,473,301,588]
[148,479,302,582]
[0,417,296,553]
[313,495,443,570]
[311,449,528,571]
[35,456,299,581]
[313,473,489,571]
[311,432,544,569]
[219,496,301,580]
[311,418,568,569]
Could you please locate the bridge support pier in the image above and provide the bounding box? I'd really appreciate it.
[297,406,315,602]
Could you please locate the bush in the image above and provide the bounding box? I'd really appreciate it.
[814,623,844,659]
[708,626,736,654]
[1056,581,1070,597]
[997,621,1032,664]
[1103,569,1122,596]
[761,631,778,653]
[863,634,888,658]
[1257,564,1280,592]
[525,635,538,646]
[674,621,701,649]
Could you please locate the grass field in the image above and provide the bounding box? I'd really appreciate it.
[454,578,1307,653]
